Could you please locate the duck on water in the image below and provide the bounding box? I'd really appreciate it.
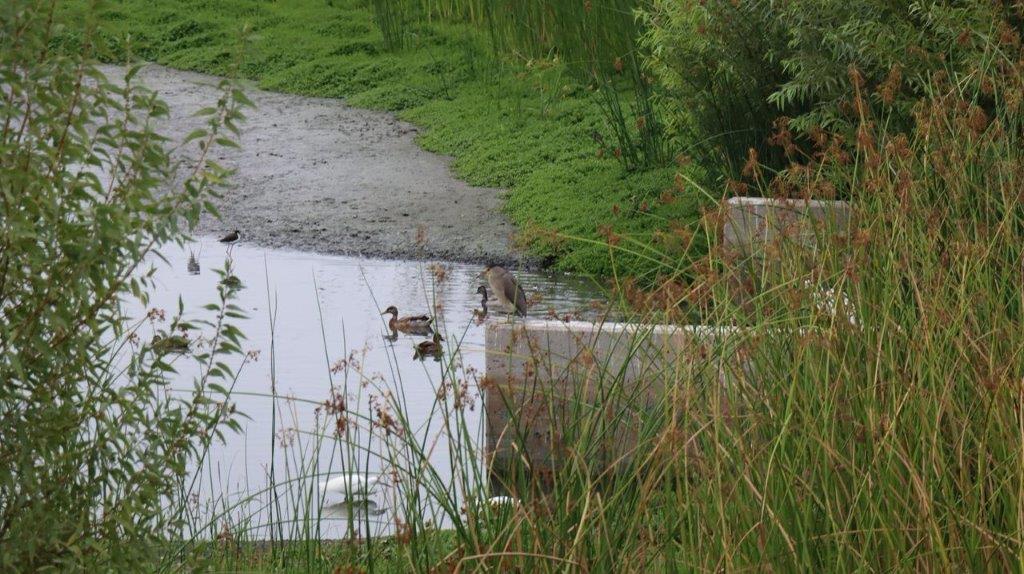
[381,305,433,335]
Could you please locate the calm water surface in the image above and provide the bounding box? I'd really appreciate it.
[129,240,604,538]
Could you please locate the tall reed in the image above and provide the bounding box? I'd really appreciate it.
[365,0,671,170]
[193,14,1023,570]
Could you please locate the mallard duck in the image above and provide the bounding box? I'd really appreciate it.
[413,331,443,360]
[473,285,488,321]
[219,230,241,244]
[152,333,191,354]
[220,274,243,289]
[482,265,527,316]
[382,306,433,334]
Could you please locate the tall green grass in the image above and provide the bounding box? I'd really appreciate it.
[190,21,1023,571]
[367,0,671,170]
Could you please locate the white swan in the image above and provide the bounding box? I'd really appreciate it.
[319,473,388,498]
[487,495,520,508]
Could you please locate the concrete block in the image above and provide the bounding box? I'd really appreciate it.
[484,320,741,474]
[482,198,850,477]
[722,197,852,306]
[722,197,852,255]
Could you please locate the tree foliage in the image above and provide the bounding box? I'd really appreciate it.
[642,0,1023,178]
[0,1,250,570]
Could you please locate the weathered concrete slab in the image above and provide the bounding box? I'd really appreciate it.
[722,197,852,306]
[483,198,851,476]
[722,197,852,255]
[484,320,742,474]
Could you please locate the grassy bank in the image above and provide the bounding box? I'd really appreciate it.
[56,0,707,279]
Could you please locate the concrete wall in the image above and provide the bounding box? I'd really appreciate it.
[722,197,851,256]
[484,320,747,474]
[483,198,849,475]
[722,197,852,306]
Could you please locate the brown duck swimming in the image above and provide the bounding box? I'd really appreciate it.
[151,333,191,354]
[382,305,433,334]
[413,331,443,360]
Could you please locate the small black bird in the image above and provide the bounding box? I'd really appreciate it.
[219,230,241,244]
[475,285,488,312]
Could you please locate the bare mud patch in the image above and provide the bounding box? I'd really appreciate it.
[102,64,523,265]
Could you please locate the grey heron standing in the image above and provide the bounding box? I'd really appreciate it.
[482,265,528,317]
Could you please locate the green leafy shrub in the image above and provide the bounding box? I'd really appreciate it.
[642,0,1022,179]
[0,2,250,570]
[641,0,794,176]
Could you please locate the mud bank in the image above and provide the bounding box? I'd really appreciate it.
[102,64,523,265]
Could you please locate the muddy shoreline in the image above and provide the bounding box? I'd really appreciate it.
[102,64,528,266]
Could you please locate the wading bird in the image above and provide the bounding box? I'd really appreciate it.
[382,305,433,335]
[482,265,527,316]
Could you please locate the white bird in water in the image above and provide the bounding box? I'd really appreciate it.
[319,473,389,498]
[324,498,388,518]
[487,495,520,509]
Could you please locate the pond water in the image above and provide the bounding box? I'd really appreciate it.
[127,240,605,539]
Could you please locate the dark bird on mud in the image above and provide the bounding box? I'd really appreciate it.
[413,331,443,360]
[382,305,433,335]
[481,265,528,317]
[219,230,241,244]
